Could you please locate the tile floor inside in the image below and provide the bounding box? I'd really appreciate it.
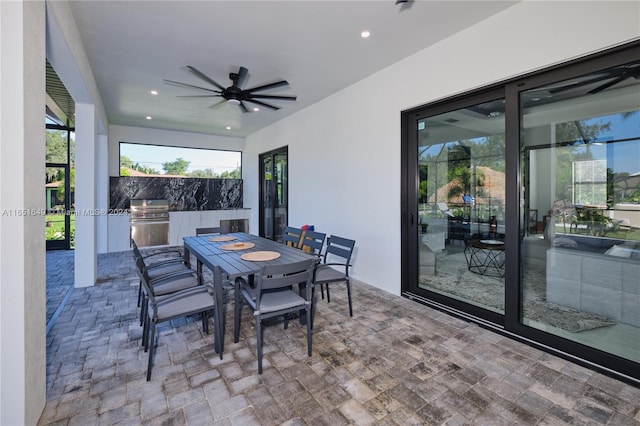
[40,249,640,425]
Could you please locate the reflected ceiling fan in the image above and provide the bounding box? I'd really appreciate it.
[164,66,297,113]
[525,61,640,99]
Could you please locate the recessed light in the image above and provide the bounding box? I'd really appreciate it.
[253,107,259,112]
[150,90,158,95]
[145,116,152,120]
[226,126,231,130]
[361,30,370,38]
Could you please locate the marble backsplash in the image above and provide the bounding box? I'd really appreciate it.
[110,176,243,211]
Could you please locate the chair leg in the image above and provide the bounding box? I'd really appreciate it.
[143,315,150,352]
[233,292,242,343]
[310,287,317,330]
[306,306,312,356]
[139,292,147,326]
[320,283,325,300]
[256,317,263,374]
[202,312,209,334]
[326,284,331,303]
[146,321,156,381]
[346,279,353,317]
[137,280,142,307]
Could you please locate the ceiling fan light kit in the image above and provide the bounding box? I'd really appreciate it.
[164,66,297,113]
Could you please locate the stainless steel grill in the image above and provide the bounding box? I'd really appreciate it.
[130,199,170,247]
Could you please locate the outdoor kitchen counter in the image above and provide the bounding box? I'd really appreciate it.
[106,209,250,252]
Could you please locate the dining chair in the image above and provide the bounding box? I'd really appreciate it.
[136,257,221,380]
[131,237,182,260]
[196,226,223,236]
[282,226,303,248]
[131,239,192,308]
[233,258,316,374]
[313,235,356,317]
[299,230,326,257]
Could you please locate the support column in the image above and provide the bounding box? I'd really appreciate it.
[97,133,109,253]
[0,1,46,424]
[74,103,97,287]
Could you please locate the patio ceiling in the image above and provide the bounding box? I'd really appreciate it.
[46,1,519,138]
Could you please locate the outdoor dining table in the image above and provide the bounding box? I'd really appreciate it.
[182,232,318,356]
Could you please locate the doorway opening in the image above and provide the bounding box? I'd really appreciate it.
[46,122,75,250]
[259,147,288,241]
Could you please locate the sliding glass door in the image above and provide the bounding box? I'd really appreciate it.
[259,147,288,241]
[402,42,640,384]
[520,58,640,364]
[414,96,506,320]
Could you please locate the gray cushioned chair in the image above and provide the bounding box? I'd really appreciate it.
[136,257,221,380]
[314,235,356,317]
[233,258,316,374]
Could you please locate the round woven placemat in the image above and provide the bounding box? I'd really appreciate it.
[221,242,256,251]
[240,251,281,261]
[208,235,237,242]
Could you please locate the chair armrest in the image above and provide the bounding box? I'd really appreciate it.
[149,269,196,285]
[145,258,186,270]
[141,249,182,260]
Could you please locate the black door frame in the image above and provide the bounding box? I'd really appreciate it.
[46,123,73,251]
[258,146,288,241]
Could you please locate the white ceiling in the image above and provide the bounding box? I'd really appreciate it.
[64,0,518,138]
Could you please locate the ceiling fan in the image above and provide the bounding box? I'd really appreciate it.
[164,66,297,113]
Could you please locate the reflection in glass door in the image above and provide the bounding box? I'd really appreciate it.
[259,147,288,241]
[520,59,640,365]
[416,98,506,316]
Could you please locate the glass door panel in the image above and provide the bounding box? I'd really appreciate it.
[45,166,70,249]
[273,151,288,241]
[417,99,506,313]
[261,155,274,240]
[45,125,74,250]
[259,147,288,241]
[520,60,640,364]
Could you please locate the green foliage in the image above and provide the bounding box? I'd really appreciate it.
[190,168,216,178]
[217,168,241,179]
[132,163,159,175]
[162,157,190,175]
[57,168,75,200]
[46,129,74,163]
[120,155,134,168]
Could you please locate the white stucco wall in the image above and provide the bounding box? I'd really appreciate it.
[243,1,640,295]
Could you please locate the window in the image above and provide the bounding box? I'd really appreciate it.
[573,159,607,206]
[119,142,241,179]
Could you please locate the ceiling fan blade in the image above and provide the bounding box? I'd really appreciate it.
[588,75,629,94]
[164,79,221,94]
[209,99,227,109]
[239,101,249,113]
[245,80,289,93]
[236,67,249,88]
[244,99,281,111]
[249,94,297,101]
[177,95,221,98]
[186,66,226,91]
